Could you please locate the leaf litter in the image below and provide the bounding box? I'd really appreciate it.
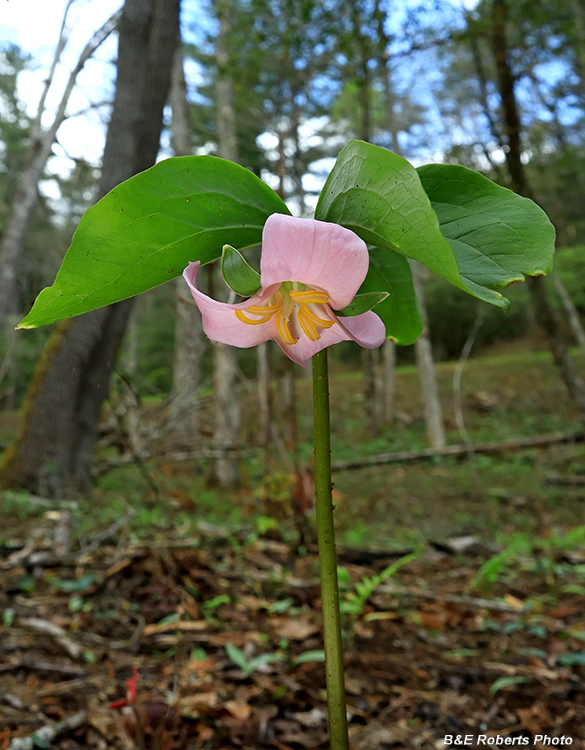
[1,524,584,749]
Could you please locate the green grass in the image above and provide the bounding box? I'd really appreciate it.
[1,341,584,554]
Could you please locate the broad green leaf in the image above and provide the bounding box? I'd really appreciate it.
[358,248,422,345]
[336,291,389,317]
[18,155,289,329]
[314,140,485,303]
[221,244,261,296]
[417,163,555,297]
[316,140,552,311]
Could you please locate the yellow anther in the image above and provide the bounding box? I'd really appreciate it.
[290,290,329,304]
[236,285,333,345]
[276,308,296,344]
[302,307,334,329]
[297,309,319,341]
[235,310,273,325]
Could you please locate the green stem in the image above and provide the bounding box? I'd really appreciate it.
[312,349,349,750]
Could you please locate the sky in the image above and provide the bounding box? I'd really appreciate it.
[2,0,122,171]
[1,0,480,210]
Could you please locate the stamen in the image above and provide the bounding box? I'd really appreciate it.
[290,290,329,304]
[235,285,334,346]
[297,308,320,341]
[235,310,273,325]
[276,309,296,344]
[302,307,335,329]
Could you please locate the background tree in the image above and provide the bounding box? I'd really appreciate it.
[0,0,181,497]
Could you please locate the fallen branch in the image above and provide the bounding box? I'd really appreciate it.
[377,585,526,612]
[20,618,83,660]
[332,431,585,472]
[7,710,87,750]
[545,472,585,487]
[0,656,87,677]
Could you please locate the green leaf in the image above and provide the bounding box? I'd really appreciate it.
[315,140,477,303]
[490,676,530,695]
[221,244,261,296]
[18,155,289,329]
[417,163,555,300]
[336,290,388,317]
[443,649,478,658]
[315,140,554,312]
[558,652,585,666]
[225,643,249,671]
[292,649,326,665]
[358,248,422,345]
[46,573,97,592]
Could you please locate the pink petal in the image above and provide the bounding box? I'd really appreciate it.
[260,215,369,309]
[275,323,352,367]
[275,312,386,367]
[336,311,387,349]
[183,261,275,348]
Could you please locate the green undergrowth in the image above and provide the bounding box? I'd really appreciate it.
[1,342,584,564]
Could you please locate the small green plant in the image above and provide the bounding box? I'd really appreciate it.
[471,534,531,592]
[341,552,417,627]
[225,643,284,676]
[201,594,230,620]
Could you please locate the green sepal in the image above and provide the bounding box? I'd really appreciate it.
[221,245,261,297]
[335,291,389,317]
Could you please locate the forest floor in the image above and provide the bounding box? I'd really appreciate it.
[2,342,585,749]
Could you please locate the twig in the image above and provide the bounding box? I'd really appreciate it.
[7,710,87,750]
[376,584,526,612]
[19,617,83,659]
[0,656,87,678]
[331,431,585,472]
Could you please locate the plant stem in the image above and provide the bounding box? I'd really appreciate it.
[312,349,349,750]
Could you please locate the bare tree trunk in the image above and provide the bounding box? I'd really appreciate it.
[257,343,271,447]
[382,340,396,423]
[120,301,140,376]
[363,349,379,434]
[0,9,121,327]
[552,271,585,364]
[373,0,400,154]
[570,0,585,98]
[167,44,203,447]
[0,0,181,496]
[413,262,445,449]
[491,0,585,425]
[211,0,240,486]
[373,0,398,423]
[283,356,298,458]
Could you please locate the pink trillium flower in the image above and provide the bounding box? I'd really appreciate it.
[183,214,386,367]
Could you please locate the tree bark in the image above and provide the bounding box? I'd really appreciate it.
[382,339,396,424]
[413,262,446,449]
[167,44,203,447]
[373,0,398,423]
[211,0,241,486]
[257,343,271,447]
[0,9,120,327]
[490,0,585,425]
[552,271,585,365]
[0,0,181,496]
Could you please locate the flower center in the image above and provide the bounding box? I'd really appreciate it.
[235,282,335,345]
